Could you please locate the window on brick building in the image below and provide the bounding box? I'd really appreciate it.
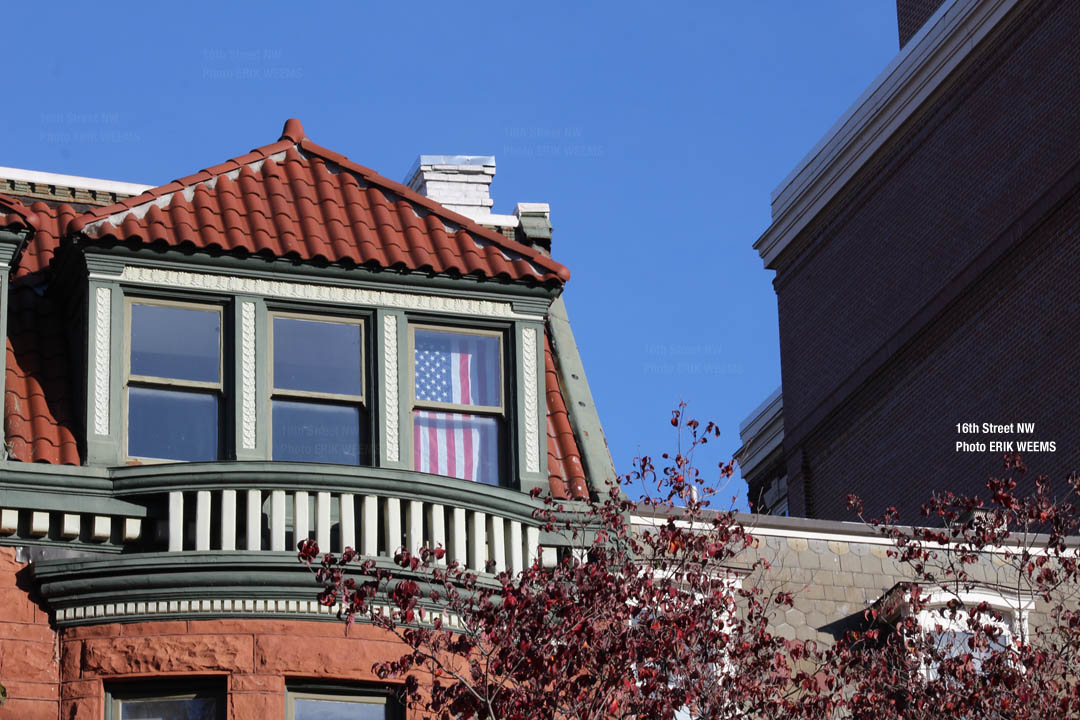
[108,681,224,720]
[287,687,402,720]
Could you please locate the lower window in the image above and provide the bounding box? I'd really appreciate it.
[289,688,400,720]
[109,682,223,720]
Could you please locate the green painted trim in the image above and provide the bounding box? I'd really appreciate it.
[546,297,616,493]
[33,551,503,626]
[0,487,147,516]
[0,460,110,482]
[85,279,122,465]
[0,537,124,554]
[231,296,267,461]
[0,229,26,249]
[0,271,8,460]
[83,247,561,302]
[515,320,548,496]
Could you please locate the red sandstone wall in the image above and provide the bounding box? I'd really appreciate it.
[61,619,415,720]
[0,547,59,720]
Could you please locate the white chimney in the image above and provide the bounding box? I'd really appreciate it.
[405,155,496,221]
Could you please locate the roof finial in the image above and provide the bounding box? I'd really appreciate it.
[280,118,306,143]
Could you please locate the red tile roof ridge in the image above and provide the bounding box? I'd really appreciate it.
[67,120,569,284]
[296,137,569,283]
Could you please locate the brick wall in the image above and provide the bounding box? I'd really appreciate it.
[802,185,1080,521]
[0,547,59,720]
[59,619,415,720]
[897,0,948,48]
[774,2,1080,518]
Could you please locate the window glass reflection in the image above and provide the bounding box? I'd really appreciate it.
[130,304,220,382]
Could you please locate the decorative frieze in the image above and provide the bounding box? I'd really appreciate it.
[107,266,543,320]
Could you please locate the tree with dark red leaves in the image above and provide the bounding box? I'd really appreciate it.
[836,455,1080,720]
[301,411,1080,720]
[301,404,836,720]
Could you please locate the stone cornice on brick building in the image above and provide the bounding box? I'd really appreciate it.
[755,0,1022,268]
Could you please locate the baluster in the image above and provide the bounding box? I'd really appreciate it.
[294,491,309,548]
[406,500,423,553]
[340,493,355,551]
[271,490,286,551]
[221,490,236,551]
[428,503,446,566]
[469,510,486,572]
[489,515,506,574]
[451,507,467,567]
[361,495,378,556]
[246,489,261,551]
[527,526,541,567]
[384,497,401,555]
[169,491,184,552]
[509,521,523,574]
[196,490,211,551]
[316,491,331,552]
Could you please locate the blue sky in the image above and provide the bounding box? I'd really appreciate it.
[2,3,899,508]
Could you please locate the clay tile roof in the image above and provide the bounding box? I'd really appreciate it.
[69,119,570,285]
[0,196,79,281]
[5,284,79,464]
[545,334,588,500]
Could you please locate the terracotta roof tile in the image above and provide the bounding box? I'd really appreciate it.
[545,334,588,501]
[69,119,569,285]
[5,285,79,464]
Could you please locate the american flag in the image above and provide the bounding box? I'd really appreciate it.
[414,332,501,484]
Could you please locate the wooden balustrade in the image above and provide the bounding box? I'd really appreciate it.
[166,488,541,574]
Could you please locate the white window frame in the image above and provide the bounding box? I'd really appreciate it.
[915,588,1034,679]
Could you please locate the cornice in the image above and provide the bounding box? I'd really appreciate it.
[755,0,1022,268]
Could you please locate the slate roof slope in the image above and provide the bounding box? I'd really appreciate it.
[68,119,569,285]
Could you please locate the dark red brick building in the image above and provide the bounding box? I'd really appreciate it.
[740,0,1080,520]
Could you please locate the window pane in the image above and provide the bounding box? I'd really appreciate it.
[130,304,220,382]
[273,400,363,464]
[294,698,386,720]
[274,317,363,396]
[120,697,217,720]
[129,387,219,461]
[413,410,500,485]
[414,330,500,407]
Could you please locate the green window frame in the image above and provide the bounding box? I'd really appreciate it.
[122,296,225,463]
[268,310,370,466]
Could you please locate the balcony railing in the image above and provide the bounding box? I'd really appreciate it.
[5,461,561,625]
[163,486,540,574]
